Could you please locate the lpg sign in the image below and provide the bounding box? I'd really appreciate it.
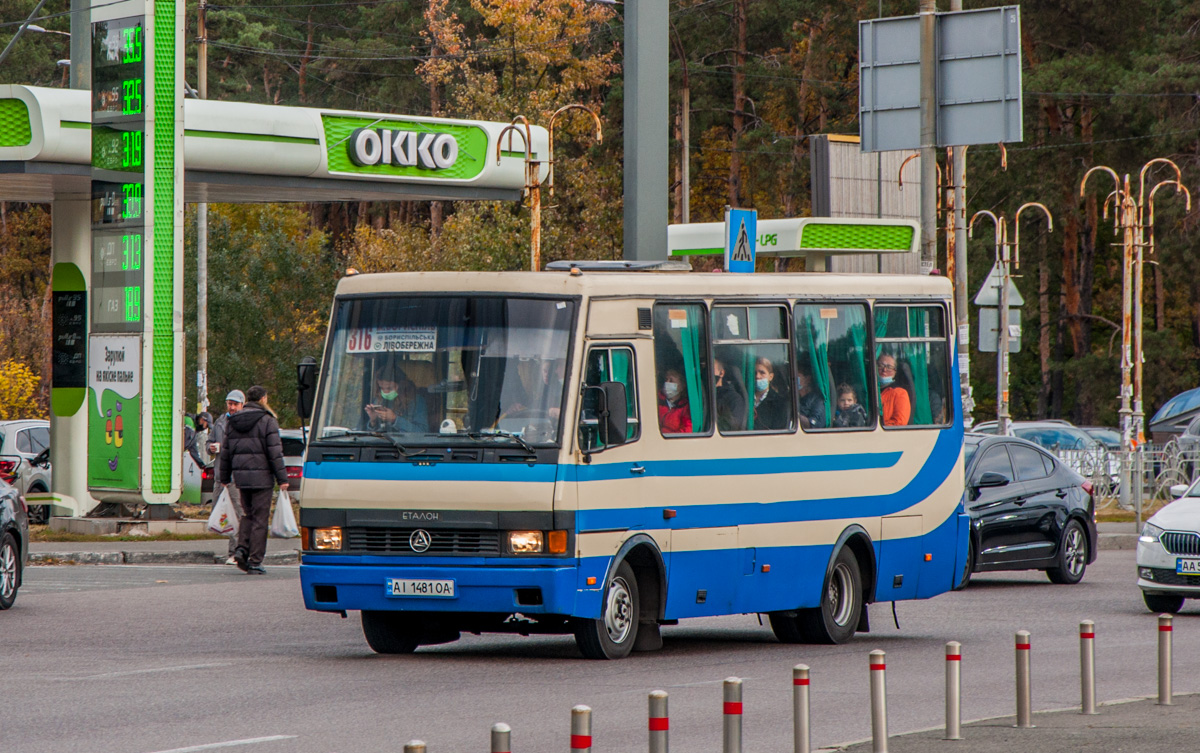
[348,128,459,170]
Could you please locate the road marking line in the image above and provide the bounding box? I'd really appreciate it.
[144,735,296,753]
[59,663,231,680]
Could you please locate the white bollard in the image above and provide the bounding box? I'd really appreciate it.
[649,690,669,753]
[1080,620,1097,715]
[793,665,810,753]
[1015,631,1033,728]
[491,723,511,753]
[404,742,426,753]
[869,650,888,753]
[723,677,743,753]
[570,705,592,753]
[1158,614,1173,706]
[945,642,963,740]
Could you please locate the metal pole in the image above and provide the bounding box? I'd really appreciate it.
[1015,630,1033,728]
[649,690,669,753]
[0,0,52,68]
[793,665,811,753]
[196,0,210,412]
[69,0,90,89]
[945,642,963,740]
[1158,614,1173,705]
[681,87,690,224]
[869,650,888,753]
[1133,212,1145,448]
[570,705,592,753]
[404,742,426,753]
[997,223,1010,435]
[529,164,542,271]
[491,724,512,753]
[623,0,668,260]
[1119,179,1136,509]
[723,677,743,753]
[950,0,969,419]
[918,0,938,275]
[1080,620,1097,714]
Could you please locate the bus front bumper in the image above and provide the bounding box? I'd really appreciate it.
[299,556,580,615]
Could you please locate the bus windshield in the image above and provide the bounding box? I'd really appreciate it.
[313,296,575,447]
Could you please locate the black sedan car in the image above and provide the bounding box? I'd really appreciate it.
[959,433,1098,587]
[0,477,29,609]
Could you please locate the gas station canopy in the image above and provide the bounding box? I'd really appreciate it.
[0,85,548,203]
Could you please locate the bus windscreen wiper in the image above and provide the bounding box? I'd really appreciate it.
[332,429,410,456]
[466,430,536,455]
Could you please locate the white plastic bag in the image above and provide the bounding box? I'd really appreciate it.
[207,488,239,536]
[270,489,300,538]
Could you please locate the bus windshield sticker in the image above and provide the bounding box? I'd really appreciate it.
[668,309,688,328]
[820,308,839,319]
[346,328,437,354]
[725,313,740,336]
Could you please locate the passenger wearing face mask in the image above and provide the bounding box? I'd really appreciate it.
[364,368,429,433]
[795,362,826,429]
[657,367,693,434]
[877,354,911,427]
[713,356,748,432]
[752,356,788,431]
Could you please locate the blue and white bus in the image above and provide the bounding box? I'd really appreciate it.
[297,266,968,658]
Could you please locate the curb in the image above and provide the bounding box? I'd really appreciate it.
[31,550,300,566]
[1097,532,1137,551]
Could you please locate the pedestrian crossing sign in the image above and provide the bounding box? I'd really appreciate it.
[725,208,757,273]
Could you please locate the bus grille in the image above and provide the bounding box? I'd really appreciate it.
[1161,532,1200,555]
[344,527,501,555]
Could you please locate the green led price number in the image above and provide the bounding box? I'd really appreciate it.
[122,233,142,270]
[122,25,142,64]
[121,130,143,169]
[124,286,141,322]
[121,183,142,220]
[122,79,143,116]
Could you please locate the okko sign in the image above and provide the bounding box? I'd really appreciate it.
[725,207,757,274]
[348,128,460,170]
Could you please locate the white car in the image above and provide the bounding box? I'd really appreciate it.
[1137,479,1200,613]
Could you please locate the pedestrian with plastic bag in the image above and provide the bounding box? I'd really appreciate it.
[209,390,246,564]
[270,488,300,539]
[219,385,289,574]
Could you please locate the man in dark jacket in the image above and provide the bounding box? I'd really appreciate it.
[219,385,289,574]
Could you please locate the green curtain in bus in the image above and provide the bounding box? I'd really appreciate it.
[906,308,933,425]
[827,305,868,418]
[610,347,638,439]
[679,306,707,432]
[797,307,832,426]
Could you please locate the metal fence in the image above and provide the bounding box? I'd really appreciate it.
[1052,439,1200,519]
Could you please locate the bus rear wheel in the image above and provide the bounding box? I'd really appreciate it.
[770,547,862,645]
[575,561,640,660]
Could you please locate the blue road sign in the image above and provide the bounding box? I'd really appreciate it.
[725,208,757,273]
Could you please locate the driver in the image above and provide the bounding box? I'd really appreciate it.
[365,368,428,433]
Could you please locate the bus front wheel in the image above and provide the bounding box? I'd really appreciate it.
[361,611,423,654]
[770,547,862,645]
[575,561,640,659]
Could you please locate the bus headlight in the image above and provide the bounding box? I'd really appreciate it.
[312,527,343,550]
[508,531,544,554]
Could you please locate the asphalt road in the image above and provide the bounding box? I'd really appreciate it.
[3,550,1197,753]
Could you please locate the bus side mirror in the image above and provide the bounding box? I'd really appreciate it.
[600,381,629,448]
[297,356,318,420]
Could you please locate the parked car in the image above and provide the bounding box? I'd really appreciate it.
[1136,478,1200,613]
[280,429,307,495]
[1148,386,1200,445]
[959,433,1098,588]
[0,420,51,523]
[0,476,30,609]
[972,420,1116,483]
[1081,426,1122,451]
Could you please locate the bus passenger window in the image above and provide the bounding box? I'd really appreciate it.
[795,303,874,430]
[712,305,793,433]
[653,304,712,436]
[579,346,640,452]
[873,305,952,427]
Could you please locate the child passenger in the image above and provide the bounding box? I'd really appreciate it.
[832,383,869,428]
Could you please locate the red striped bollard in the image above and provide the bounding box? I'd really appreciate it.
[723,677,743,753]
[649,690,668,753]
[1015,631,1033,728]
[869,650,888,753]
[793,665,810,753]
[1080,620,1097,715]
[491,723,511,753]
[944,642,962,740]
[1158,614,1173,705]
[570,705,592,753]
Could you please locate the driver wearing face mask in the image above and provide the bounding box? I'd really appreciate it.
[365,368,429,433]
[657,367,693,434]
